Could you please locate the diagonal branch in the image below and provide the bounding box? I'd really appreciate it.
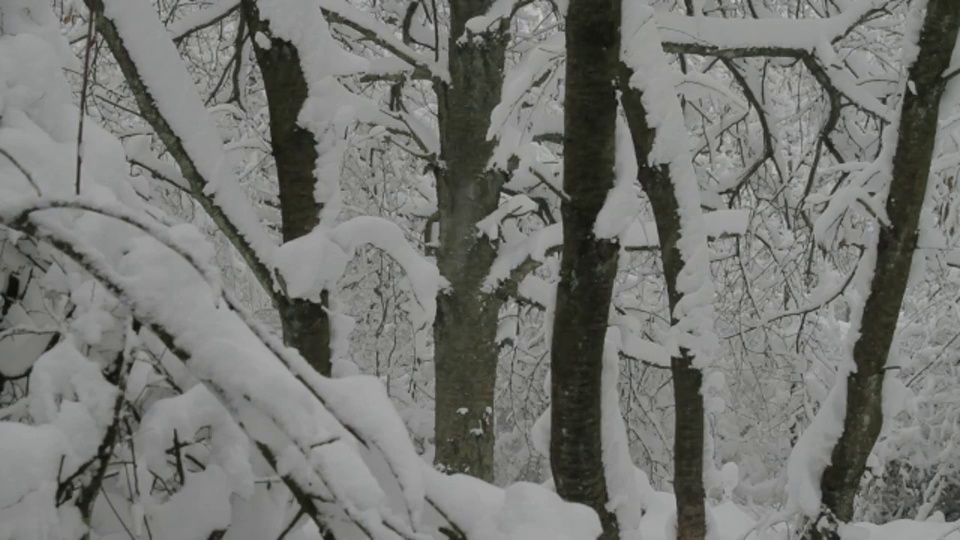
[86,0,278,301]
[321,2,445,80]
[168,0,240,43]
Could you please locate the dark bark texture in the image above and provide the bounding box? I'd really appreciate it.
[432,0,509,481]
[619,54,707,540]
[549,0,621,537]
[807,2,960,538]
[241,0,332,377]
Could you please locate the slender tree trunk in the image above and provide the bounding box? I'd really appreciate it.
[549,0,621,536]
[618,119,708,540]
[241,0,332,376]
[618,30,710,540]
[432,0,509,481]
[809,2,960,538]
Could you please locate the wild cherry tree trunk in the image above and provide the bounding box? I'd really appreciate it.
[809,2,960,537]
[618,3,719,538]
[431,0,510,481]
[549,0,622,536]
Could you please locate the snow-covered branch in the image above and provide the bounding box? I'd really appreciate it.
[89,0,279,296]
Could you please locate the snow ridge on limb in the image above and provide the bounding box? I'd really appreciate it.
[167,0,240,43]
[316,0,445,80]
[618,2,718,366]
[252,0,371,224]
[2,196,603,539]
[785,240,877,517]
[487,31,565,159]
[92,0,278,291]
[617,3,719,539]
[331,216,449,327]
[464,0,523,37]
[657,0,889,59]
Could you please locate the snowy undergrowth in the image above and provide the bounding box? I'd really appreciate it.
[0,2,596,539]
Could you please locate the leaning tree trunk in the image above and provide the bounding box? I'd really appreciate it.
[620,108,708,540]
[618,8,717,537]
[549,0,621,536]
[431,0,509,481]
[634,172,707,540]
[241,0,332,377]
[809,2,960,538]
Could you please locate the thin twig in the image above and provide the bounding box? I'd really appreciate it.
[276,509,306,540]
[76,8,98,195]
[0,148,42,195]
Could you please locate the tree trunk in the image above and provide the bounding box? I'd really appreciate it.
[432,0,509,481]
[619,117,708,540]
[549,0,621,536]
[808,2,960,538]
[241,0,332,377]
[619,41,709,540]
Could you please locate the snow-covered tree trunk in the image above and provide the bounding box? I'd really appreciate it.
[240,0,332,376]
[618,4,719,539]
[549,0,622,537]
[808,2,960,538]
[621,85,709,540]
[432,0,509,481]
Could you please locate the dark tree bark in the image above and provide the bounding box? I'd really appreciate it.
[241,0,332,377]
[549,0,621,537]
[431,0,510,481]
[808,2,960,538]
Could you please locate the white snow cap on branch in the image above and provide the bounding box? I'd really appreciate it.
[620,0,719,366]
[101,0,278,266]
[273,217,447,325]
[656,0,889,55]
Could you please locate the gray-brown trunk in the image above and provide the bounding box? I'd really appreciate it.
[806,2,960,538]
[549,0,621,536]
[431,0,509,481]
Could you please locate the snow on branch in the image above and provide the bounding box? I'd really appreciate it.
[658,0,890,59]
[463,0,530,37]
[273,217,447,329]
[91,0,278,295]
[3,204,423,538]
[168,0,240,43]
[620,2,719,364]
[487,32,565,172]
[482,206,748,293]
[332,216,448,326]
[318,0,446,80]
